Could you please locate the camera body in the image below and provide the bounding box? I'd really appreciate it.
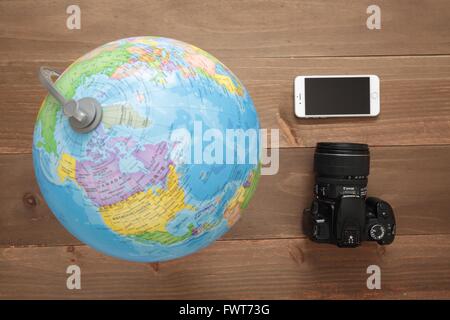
[305,143,396,247]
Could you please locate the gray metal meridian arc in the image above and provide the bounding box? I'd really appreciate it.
[38,67,68,106]
[38,66,103,133]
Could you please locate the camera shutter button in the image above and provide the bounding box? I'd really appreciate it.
[378,202,389,210]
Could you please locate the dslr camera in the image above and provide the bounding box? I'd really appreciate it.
[304,142,396,247]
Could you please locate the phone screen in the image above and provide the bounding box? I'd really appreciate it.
[305,77,370,115]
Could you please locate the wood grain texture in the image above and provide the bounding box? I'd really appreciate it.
[1,56,450,152]
[1,0,449,61]
[1,235,449,299]
[1,146,449,247]
[1,0,449,300]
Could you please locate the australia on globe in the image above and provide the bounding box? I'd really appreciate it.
[33,37,261,262]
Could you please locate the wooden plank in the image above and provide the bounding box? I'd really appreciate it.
[1,56,450,152]
[0,235,449,299]
[1,146,449,247]
[1,0,449,61]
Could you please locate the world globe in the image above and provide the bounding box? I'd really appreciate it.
[33,37,261,262]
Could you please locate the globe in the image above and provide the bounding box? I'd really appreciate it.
[33,37,261,262]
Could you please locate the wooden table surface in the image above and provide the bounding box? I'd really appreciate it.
[0,0,449,299]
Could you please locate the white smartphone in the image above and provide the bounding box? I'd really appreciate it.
[294,75,380,118]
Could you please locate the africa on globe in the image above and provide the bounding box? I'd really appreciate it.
[33,37,261,262]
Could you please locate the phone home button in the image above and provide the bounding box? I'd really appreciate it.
[371,92,378,100]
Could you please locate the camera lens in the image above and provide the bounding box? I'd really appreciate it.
[314,142,370,178]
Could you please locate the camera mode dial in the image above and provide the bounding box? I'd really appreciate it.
[369,224,386,241]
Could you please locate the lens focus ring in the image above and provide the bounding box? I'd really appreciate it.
[314,142,370,178]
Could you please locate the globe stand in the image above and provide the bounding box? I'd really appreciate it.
[38,66,102,133]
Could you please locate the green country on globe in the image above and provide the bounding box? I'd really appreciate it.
[33,37,261,262]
